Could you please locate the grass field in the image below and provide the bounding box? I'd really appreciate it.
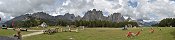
[23,27,175,40]
[0,29,33,36]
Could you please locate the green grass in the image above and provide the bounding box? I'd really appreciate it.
[23,27,175,40]
[0,29,33,36]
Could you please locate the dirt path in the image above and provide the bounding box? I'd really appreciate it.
[22,30,43,37]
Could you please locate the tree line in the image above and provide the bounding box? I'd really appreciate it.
[74,20,138,28]
[10,18,138,28]
[152,18,175,27]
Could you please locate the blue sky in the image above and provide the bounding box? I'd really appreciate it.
[0,0,175,22]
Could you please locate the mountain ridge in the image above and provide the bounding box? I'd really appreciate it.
[4,9,125,26]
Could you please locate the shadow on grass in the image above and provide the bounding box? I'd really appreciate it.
[170,30,175,38]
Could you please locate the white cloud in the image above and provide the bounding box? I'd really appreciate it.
[118,0,175,20]
[0,12,14,21]
[0,0,175,22]
[0,1,2,4]
[0,0,56,16]
[0,0,56,22]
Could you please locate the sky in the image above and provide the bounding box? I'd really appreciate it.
[0,0,175,22]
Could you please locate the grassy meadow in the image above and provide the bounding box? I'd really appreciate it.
[0,29,33,36]
[23,27,175,40]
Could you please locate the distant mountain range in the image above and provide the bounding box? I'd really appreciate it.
[3,9,160,27]
[135,19,159,26]
[4,9,125,26]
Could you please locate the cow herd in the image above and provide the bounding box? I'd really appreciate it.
[43,26,85,35]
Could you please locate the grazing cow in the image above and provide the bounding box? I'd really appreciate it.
[135,31,141,36]
[141,29,144,31]
[43,29,50,34]
[60,28,63,32]
[47,29,52,35]
[43,28,59,35]
[51,28,58,33]
[127,31,141,37]
[122,25,128,30]
[62,25,71,32]
[79,26,85,30]
[150,28,154,33]
[70,28,79,32]
[127,32,132,37]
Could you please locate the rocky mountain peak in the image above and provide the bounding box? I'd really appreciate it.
[108,13,125,22]
[4,9,126,26]
[126,17,132,21]
[31,12,53,20]
[82,9,105,21]
[63,13,76,21]
[75,15,81,21]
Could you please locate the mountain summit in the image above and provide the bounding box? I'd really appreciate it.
[4,9,125,25]
[82,9,125,22]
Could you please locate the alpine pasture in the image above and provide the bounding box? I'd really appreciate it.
[22,27,175,40]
